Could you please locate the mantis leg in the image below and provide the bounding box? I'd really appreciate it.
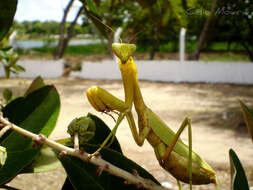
[86,86,133,156]
[89,112,126,157]
[125,111,151,146]
[86,86,130,113]
[177,180,182,190]
[161,117,192,190]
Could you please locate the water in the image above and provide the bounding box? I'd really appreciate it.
[13,39,101,49]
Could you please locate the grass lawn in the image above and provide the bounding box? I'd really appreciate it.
[18,41,251,62]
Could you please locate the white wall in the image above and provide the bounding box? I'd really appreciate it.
[71,60,253,84]
[1,59,253,84]
[0,60,64,78]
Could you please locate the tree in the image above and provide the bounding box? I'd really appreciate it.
[81,0,126,55]
[54,0,83,59]
[188,0,218,60]
[215,0,253,61]
[125,0,189,59]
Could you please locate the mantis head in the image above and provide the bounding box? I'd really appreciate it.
[112,43,136,63]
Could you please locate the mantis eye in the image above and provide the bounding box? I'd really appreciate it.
[112,43,136,63]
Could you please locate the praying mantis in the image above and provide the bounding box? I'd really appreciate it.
[86,43,218,189]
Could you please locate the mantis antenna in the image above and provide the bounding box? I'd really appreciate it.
[87,12,137,62]
[87,12,123,43]
[128,28,146,44]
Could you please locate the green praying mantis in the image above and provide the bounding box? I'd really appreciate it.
[86,43,218,189]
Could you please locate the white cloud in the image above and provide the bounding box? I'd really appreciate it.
[14,0,83,23]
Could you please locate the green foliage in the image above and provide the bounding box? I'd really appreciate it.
[0,30,24,78]
[57,113,159,190]
[22,145,62,173]
[32,44,107,55]
[199,53,250,62]
[85,0,100,15]
[240,101,253,143]
[0,0,17,41]
[0,0,23,78]
[0,85,60,185]
[0,78,161,189]
[229,149,249,190]
[0,45,23,78]
[24,76,45,96]
[2,89,13,103]
[228,100,253,190]
[214,0,253,60]
[13,20,93,40]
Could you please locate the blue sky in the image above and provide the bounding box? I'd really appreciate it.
[14,0,83,23]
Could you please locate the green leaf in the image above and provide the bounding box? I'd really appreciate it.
[2,89,12,102]
[0,0,17,41]
[24,76,46,96]
[62,178,74,190]
[3,66,10,79]
[135,0,157,8]
[229,149,249,190]
[1,46,12,51]
[21,145,61,173]
[240,101,253,143]
[58,144,159,190]
[85,0,99,14]
[87,113,122,152]
[169,0,188,27]
[12,65,25,72]
[0,86,60,185]
[22,138,71,174]
[57,114,159,190]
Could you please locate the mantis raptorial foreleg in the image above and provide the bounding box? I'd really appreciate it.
[86,86,131,155]
[86,86,130,113]
[86,43,218,189]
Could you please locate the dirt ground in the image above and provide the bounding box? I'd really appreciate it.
[1,77,253,190]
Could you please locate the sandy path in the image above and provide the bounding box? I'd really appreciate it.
[1,78,253,189]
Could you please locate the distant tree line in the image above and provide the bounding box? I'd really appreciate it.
[12,0,253,61]
[77,0,253,61]
[13,20,94,38]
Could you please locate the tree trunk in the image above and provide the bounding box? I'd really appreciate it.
[149,30,159,60]
[248,51,253,62]
[241,42,253,62]
[54,0,74,59]
[245,48,253,62]
[181,0,188,11]
[150,39,159,60]
[188,0,218,60]
[57,6,83,58]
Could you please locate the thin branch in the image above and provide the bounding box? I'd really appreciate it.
[0,184,21,190]
[0,125,11,138]
[54,0,75,59]
[0,112,168,190]
[74,132,79,151]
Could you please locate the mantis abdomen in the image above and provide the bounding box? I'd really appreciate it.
[144,108,217,185]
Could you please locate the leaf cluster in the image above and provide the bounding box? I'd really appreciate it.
[0,0,24,78]
[0,77,160,189]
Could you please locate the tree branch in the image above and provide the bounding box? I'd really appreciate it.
[0,112,168,190]
[54,0,75,59]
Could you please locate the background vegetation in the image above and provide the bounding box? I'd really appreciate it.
[10,0,253,62]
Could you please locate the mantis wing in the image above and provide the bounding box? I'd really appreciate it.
[147,109,214,172]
